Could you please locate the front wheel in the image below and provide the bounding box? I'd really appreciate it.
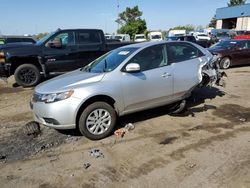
[78,102,117,140]
[220,57,231,69]
[14,64,41,87]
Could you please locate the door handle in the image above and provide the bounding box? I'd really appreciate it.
[161,72,172,78]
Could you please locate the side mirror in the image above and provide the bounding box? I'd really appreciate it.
[46,38,62,48]
[125,63,140,73]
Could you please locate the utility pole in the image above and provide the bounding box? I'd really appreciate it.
[117,0,120,33]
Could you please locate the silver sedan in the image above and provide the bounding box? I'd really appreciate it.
[30,41,224,140]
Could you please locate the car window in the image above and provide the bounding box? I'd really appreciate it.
[53,32,75,46]
[167,43,203,63]
[127,44,167,72]
[78,31,101,44]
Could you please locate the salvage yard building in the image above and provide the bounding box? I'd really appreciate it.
[216,3,250,30]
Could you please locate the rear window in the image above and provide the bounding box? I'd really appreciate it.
[77,31,101,44]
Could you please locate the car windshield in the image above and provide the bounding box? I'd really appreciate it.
[135,36,145,39]
[152,35,161,39]
[36,32,55,45]
[114,36,123,40]
[198,34,208,37]
[216,32,229,37]
[82,47,138,73]
[211,40,237,49]
[166,37,178,41]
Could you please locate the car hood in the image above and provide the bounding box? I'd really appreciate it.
[0,42,35,50]
[35,69,105,93]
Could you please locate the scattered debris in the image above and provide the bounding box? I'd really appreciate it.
[89,149,104,158]
[114,123,135,138]
[24,121,41,137]
[188,125,203,131]
[185,161,196,169]
[239,118,247,122]
[84,162,91,169]
[65,135,80,142]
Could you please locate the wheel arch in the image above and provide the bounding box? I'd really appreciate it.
[75,95,117,128]
[10,57,42,75]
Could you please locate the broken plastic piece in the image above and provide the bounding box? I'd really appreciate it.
[84,162,91,169]
[24,121,41,137]
[89,149,104,158]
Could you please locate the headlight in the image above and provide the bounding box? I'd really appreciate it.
[0,52,5,63]
[34,90,74,103]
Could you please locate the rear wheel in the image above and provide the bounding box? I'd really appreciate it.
[14,64,41,87]
[220,57,231,69]
[78,102,117,140]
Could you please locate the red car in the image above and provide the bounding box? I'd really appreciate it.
[208,40,250,69]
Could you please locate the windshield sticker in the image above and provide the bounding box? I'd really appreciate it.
[230,42,237,44]
[118,51,130,55]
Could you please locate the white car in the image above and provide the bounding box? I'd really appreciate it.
[134,34,147,42]
[194,33,211,41]
[148,32,163,41]
[114,34,130,42]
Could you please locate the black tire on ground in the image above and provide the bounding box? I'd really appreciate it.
[78,102,117,140]
[219,57,231,69]
[14,64,41,87]
[170,100,186,114]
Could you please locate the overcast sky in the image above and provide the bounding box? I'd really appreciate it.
[1,0,249,35]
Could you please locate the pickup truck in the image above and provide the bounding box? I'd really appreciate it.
[0,29,131,87]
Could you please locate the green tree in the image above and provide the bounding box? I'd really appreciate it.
[34,32,49,40]
[169,25,195,32]
[228,0,246,6]
[208,16,217,28]
[116,6,147,39]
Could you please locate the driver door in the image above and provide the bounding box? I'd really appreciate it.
[43,31,78,73]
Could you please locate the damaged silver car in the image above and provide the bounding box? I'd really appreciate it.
[30,41,225,140]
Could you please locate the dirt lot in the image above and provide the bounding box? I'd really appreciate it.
[0,67,250,188]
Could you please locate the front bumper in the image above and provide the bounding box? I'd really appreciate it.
[0,63,10,78]
[30,96,83,130]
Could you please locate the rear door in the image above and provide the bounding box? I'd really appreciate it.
[231,40,250,65]
[166,42,205,98]
[121,44,173,113]
[76,30,106,68]
[43,31,78,72]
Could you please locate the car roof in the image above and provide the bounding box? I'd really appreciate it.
[120,41,193,49]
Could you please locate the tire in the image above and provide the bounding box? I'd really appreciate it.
[220,57,231,69]
[78,102,117,140]
[14,64,41,87]
[170,100,186,114]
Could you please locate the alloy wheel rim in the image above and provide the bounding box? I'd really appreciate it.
[86,109,111,135]
[19,68,36,84]
[222,58,230,69]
